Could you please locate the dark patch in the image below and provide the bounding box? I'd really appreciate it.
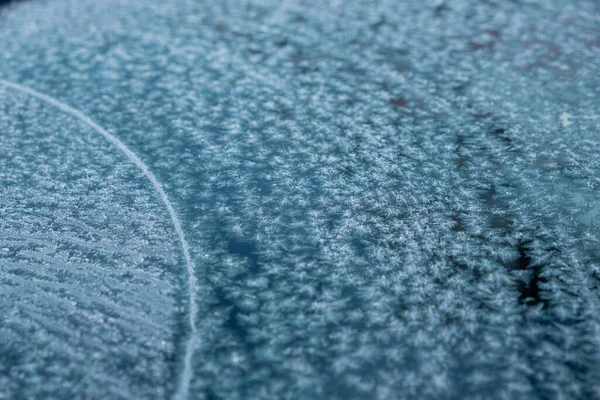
[453,82,470,95]
[587,39,600,49]
[394,301,410,322]
[390,97,407,107]
[491,127,512,145]
[96,35,123,55]
[290,51,304,64]
[340,165,356,177]
[512,240,549,307]
[213,287,234,308]
[517,264,548,306]
[486,29,501,39]
[351,237,368,258]
[469,42,490,51]
[213,287,250,347]
[0,0,18,7]
[457,155,470,168]
[395,60,412,72]
[276,38,289,48]
[247,46,262,55]
[225,306,247,343]
[514,240,533,270]
[279,107,293,120]
[205,388,222,400]
[449,257,469,272]
[448,254,483,281]
[370,17,386,31]
[0,343,24,386]
[481,185,504,208]
[434,2,450,17]
[451,214,465,232]
[228,239,259,274]
[473,111,493,120]
[395,211,409,220]
[489,214,510,229]
[291,13,307,23]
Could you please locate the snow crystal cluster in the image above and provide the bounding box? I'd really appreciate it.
[0,0,599,398]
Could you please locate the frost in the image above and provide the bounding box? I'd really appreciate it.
[0,89,181,399]
[1,0,600,399]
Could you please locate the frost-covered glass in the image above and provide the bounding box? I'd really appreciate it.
[1,0,599,399]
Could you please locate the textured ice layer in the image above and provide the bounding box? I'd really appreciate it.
[1,0,599,399]
[0,88,182,398]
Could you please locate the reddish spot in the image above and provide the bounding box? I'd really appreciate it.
[469,42,494,51]
[470,42,487,51]
[486,29,501,39]
[390,97,407,107]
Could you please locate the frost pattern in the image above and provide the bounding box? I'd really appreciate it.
[0,89,182,399]
[0,79,200,400]
[1,0,600,399]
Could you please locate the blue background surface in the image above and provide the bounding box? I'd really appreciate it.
[1,0,599,398]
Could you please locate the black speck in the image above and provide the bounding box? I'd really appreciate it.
[518,264,548,306]
[513,240,549,307]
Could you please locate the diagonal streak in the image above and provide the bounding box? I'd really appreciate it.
[0,79,198,400]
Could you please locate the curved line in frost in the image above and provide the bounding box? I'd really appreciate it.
[0,79,198,400]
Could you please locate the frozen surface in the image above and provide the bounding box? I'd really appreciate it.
[1,0,600,399]
[0,88,182,398]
